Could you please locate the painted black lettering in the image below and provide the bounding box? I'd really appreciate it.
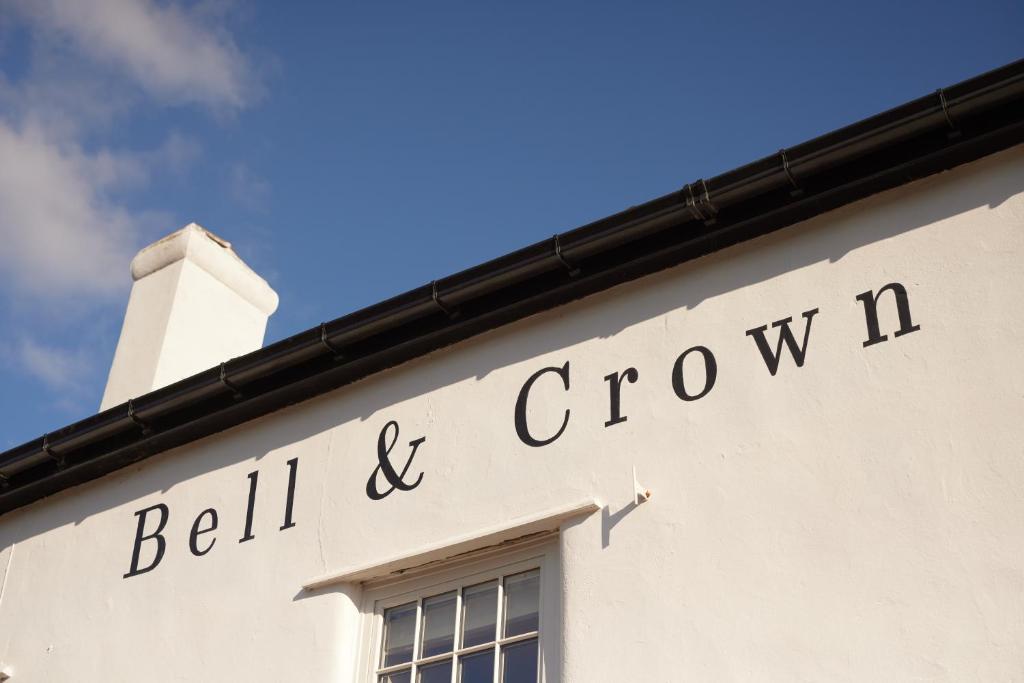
[745,309,819,376]
[280,457,298,530]
[123,503,169,578]
[366,421,427,500]
[855,283,921,347]
[189,508,218,557]
[239,470,258,543]
[514,361,571,447]
[604,368,639,427]
[671,346,717,401]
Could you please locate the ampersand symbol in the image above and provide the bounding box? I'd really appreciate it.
[365,420,426,500]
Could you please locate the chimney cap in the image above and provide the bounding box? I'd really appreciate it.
[129,222,278,315]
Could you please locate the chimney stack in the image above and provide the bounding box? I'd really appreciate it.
[99,223,279,411]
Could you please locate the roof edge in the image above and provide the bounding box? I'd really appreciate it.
[2,59,1023,515]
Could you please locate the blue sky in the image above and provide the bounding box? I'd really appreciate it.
[0,0,1020,448]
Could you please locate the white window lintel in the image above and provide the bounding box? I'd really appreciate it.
[301,498,599,590]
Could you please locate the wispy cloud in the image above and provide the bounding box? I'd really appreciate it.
[0,0,255,300]
[0,336,100,417]
[14,337,92,394]
[156,131,203,175]
[0,0,261,424]
[0,121,137,297]
[7,0,258,110]
[0,121,197,299]
[228,162,270,212]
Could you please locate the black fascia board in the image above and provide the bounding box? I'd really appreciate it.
[2,59,1023,515]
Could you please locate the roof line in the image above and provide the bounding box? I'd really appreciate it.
[3,59,1024,515]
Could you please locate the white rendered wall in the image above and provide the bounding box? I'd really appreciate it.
[1,146,1023,682]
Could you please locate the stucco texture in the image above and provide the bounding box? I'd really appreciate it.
[1,145,1023,682]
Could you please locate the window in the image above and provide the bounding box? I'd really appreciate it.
[360,539,557,683]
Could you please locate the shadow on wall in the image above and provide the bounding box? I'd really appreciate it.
[602,501,640,549]
[1,147,1021,547]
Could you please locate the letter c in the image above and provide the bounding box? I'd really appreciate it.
[514,361,571,447]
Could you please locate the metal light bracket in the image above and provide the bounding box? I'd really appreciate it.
[632,466,652,505]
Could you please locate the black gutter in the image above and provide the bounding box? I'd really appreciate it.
[2,59,1023,515]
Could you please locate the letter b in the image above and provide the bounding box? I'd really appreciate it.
[123,503,169,579]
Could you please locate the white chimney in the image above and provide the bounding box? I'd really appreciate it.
[99,223,279,411]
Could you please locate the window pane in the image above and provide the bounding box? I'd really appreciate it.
[380,672,411,683]
[417,659,453,683]
[420,591,457,658]
[382,602,417,667]
[500,638,538,683]
[458,649,495,683]
[462,580,498,647]
[503,570,539,637]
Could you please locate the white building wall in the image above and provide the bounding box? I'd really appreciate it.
[1,146,1022,682]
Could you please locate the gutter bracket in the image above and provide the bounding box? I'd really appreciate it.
[553,235,581,277]
[219,363,244,400]
[42,434,66,469]
[319,323,345,361]
[685,181,718,226]
[780,149,804,197]
[127,400,153,435]
[698,179,718,225]
[937,88,961,139]
[432,281,457,319]
[684,183,707,222]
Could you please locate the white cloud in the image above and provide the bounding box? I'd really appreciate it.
[0,66,134,140]
[228,162,270,212]
[0,336,102,416]
[0,121,200,299]
[8,0,257,110]
[0,0,247,300]
[14,337,93,394]
[0,0,260,423]
[156,131,203,174]
[0,121,140,297]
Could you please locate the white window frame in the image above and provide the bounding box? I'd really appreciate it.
[356,535,560,683]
